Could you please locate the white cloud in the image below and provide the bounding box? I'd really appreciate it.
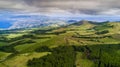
[101,9,120,15]
[0,0,120,15]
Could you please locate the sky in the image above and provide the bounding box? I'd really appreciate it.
[0,0,120,28]
[0,0,120,16]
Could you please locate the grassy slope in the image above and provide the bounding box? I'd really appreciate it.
[6,34,25,39]
[0,42,8,47]
[0,52,11,62]
[75,52,94,67]
[2,22,120,53]
[0,21,120,67]
[0,52,50,67]
[94,22,120,34]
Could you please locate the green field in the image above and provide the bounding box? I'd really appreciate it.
[0,21,120,67]
[75,52,94,67]
[0,52,50,67]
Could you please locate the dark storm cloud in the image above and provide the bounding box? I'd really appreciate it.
[1,0,120,15]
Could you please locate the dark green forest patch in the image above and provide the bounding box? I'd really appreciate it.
[28,44,120,67]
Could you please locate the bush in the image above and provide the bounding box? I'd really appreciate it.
[96,30,109,35]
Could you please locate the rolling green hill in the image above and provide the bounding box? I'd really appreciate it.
[0,21,120,67]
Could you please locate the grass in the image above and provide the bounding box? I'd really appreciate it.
[14,43,36,53]
[0,42,7,47]
[75,52,94,67]
[0,52,11,62]
[14,38,50,53]
[0,52,50,67]
[94,22,120,34]
[6,34,24,39]
[99,37,120,44]
[0,22,120,67]
[117,50,120,55]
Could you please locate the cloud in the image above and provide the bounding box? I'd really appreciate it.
[0,0,120,16]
